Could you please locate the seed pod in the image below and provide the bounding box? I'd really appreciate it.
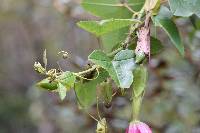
[96,118,108,133]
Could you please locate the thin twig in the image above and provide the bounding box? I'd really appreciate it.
[76,65,98,75]
[122,7,145,48]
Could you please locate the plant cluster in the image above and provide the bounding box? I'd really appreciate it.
[34,0,200,132]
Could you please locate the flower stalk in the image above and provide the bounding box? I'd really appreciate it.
[132,95,143,121]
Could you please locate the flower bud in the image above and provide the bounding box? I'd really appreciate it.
[126,121,152,133]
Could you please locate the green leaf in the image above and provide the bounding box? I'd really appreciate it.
[74,70,109,109]
[89,50,117,84]
[98,80,113,107]
[132,65,148,97]
[153,6,184,56]
[112,50,136,88]
[89,50,112,65]
[89,50,136,88]
[169,0,200,17]
[36,78,58,91]
[150,37,163,55]
[101,27,128,52]
[190,15,200,30]
[82,0,145,19]
[153,6,173,20]
[58,82,67,100]
[57,71,76,90]
[77,19,140,36]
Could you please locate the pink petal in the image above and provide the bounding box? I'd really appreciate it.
[137,122,152,133]
[126,124,139,133]
[126,122,152,133]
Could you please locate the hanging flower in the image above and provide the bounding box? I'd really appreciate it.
[126,121,152,133]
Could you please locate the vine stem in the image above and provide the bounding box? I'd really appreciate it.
[74,65,100,80]
[76,65,98,75]
[122,7,145,48]
[107,7,145,57]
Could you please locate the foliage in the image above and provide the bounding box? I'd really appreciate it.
[89,50,136,88]
[77,19,140,36]
[81,0,144,19]
[75,70,109,109]
[153,6,184,55]
[34,0,199,132]
[169,0,200,17]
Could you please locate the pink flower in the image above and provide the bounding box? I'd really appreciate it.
[126,121,152,133]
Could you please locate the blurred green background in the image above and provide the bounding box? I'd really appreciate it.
[0,0,200,133]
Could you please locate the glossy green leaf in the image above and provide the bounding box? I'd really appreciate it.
[58,82,67,100]
[57,71,76,90]
[101,27,128,52]
[169,0,200,17]
[132,65,148,97]
[77,19,140,36]
[82,0,145,19]
[36,78,58,91]
[75,70,109,109]
[89,50,136,88]
[153,6,184,56]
